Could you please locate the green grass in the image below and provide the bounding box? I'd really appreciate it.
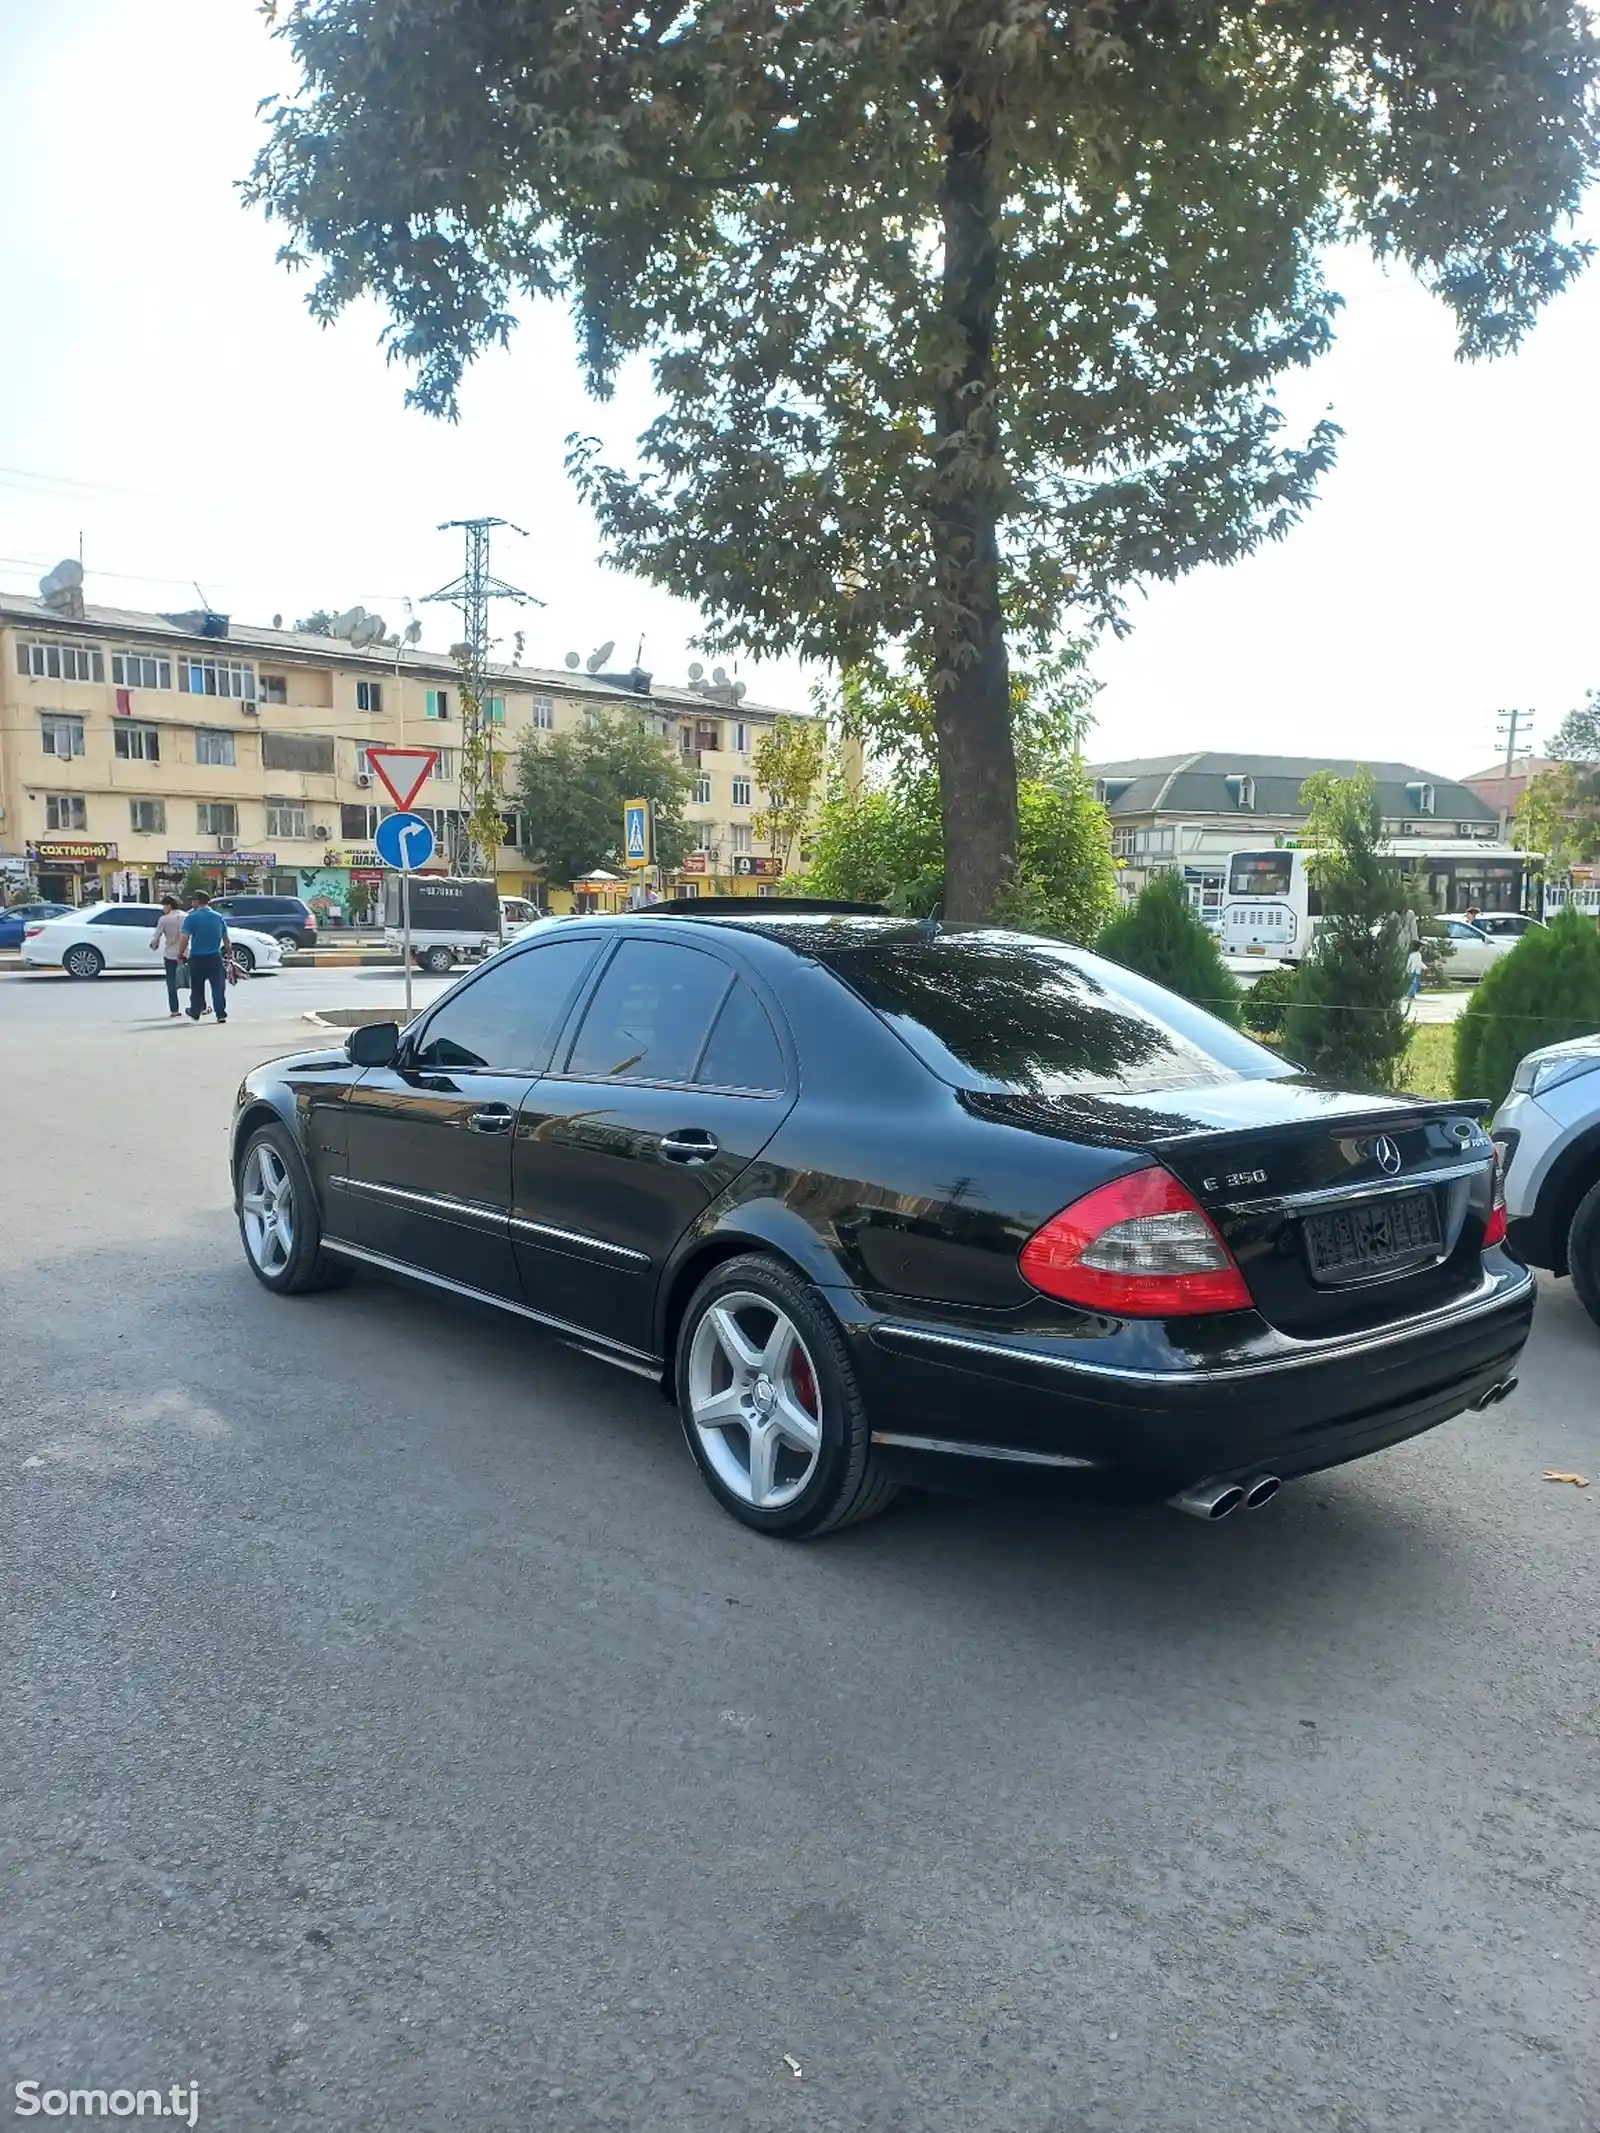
[1401,1021,1454,1100]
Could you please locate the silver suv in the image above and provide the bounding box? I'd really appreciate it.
[1492,1035,1600,1329]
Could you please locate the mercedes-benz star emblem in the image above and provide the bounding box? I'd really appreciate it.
[1373,1136,1402,1175]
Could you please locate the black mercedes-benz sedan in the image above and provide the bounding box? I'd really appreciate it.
[230,903,1534,1538]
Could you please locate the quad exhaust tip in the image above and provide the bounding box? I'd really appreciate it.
[1169,1473,1281,1521]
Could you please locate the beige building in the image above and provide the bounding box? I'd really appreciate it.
[0,590,807,918]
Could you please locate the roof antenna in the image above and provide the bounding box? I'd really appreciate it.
[193,581,215,611]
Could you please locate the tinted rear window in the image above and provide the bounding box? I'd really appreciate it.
[818,933,1292,1096]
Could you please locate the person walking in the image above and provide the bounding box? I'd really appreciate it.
[149,895,186,1017]
[182,891,231,1024]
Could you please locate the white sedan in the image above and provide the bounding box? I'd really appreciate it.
[1437,917,1515,983]
[22,903,284,979]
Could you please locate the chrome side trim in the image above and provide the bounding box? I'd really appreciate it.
[1221,1155,1490,1214]
[340,1176,505,1232]
[510,1216,650,1268]
[870,1431,1094,1470]
[872,1269,1535,1385]
[319,1240,663,1370]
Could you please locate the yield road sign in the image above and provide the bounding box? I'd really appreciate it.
[624,798,652,868]
[374,811,436,871]
[365,747,437,811]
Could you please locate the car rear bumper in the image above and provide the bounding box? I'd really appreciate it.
[837,1259,1536,1500]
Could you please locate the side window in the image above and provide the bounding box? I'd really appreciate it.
[697,980,784,1091]
[410,939,602,1073]
[94,908,156,927]
[565,940,731,1083]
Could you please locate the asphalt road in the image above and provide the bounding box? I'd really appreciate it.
[2,968,1597,2132]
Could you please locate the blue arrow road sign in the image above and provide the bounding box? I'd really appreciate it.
[375,811,436,871]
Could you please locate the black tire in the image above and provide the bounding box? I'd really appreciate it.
[236,1121,350,1296]
[674,1253,898,1538]
[1568,1177,1600,1331]
[230,944,256,976]
[422,945,454,974]
[63,943,104,979]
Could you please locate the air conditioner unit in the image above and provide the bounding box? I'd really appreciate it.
[356,772,372,787]
[216,835,237,854]
[311,825,330,840]
[241,700,260,716]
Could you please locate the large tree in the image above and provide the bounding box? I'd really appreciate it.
[513,713,693,886]
[251,1,1599,918]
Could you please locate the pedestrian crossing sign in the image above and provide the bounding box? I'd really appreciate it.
[624,799,652,868]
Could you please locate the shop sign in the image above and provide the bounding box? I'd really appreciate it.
[680,852,709,875]
[323,848,381,870]
[29,840,118,864]
[731,854,781,879]
[165,850,277,868]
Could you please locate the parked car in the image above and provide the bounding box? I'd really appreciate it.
[1437,917,1513,982]
[1492,1033,1600,1329]
[1471,913,1543,942]
[22,904,284,978]
[0,900,72,949]
[230,904,1531,1538]
[208,894,317,951]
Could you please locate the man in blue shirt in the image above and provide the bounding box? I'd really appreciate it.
[181,892,231,1023]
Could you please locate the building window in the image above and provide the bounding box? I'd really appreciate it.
[259,674,288,705]
[266,801,308,840]
[731,777,752,808]
[734,721,751,754]
[179,655,255,700]
[694,774,712,806]
[432,750,454,781]
[197,802,238,836]
[583,705,603,730]
[262,732,334,775]
[531,695,554,730]
[45,795,88,831]
[730,824,752,854]
[696,720,721,753]
[356,679,384,713]
[486,695,505,724]
[194,729,236,767]
[341,803,378,841]
[40,714,85,758]
[425,688,450,721]
[676,881,700,900]
[111,651,172,690]
[114,723,160,762]
[130,798,166,833]
[18,641,103,682]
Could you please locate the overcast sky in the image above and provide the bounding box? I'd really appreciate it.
[2,0,1595,778]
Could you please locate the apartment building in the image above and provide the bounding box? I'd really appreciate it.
[0,590,804,919]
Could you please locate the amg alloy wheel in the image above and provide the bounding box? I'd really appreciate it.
[236,1123,348,1295]
[675,1255,896,1538]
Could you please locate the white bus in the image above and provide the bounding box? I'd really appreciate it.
[1220,842,1544,964]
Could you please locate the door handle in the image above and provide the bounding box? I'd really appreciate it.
[660,1129,719,1164]
[467,1104,515,1134]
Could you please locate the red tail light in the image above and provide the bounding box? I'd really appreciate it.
[1484,1150,1508,1248]
[1020,1165,1253,1317]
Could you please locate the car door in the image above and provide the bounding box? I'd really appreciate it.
[1445,919,1492,979]
[340,937,605,1298]
[512,935,797,1355]
[89,906,162,967]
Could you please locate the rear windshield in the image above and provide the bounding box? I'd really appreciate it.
[818,932,1293,1096]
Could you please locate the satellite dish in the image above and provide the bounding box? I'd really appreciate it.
[687,662,704,682]
[586,640,615,674]
[733,681,747,702]
[54,559,84,589]
[404,620,423,646]
[334,607,365,637]
[711,666,728,687]
[351,616,383,647]
[272,613,283,629]
[564,652,581,670]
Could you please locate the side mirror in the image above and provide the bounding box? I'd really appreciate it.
[346,1020,401,1068]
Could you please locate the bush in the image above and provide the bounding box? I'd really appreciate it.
[1282,770,1409,1088]
[1240,963,1296,1037]
[1453,908,1600,1108]
[1094,870,1241,1023]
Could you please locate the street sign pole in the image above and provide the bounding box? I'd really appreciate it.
[402,867,412,1019]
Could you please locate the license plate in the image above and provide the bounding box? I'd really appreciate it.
[1303,1192,1441,1283]
[1246,944,1267,954]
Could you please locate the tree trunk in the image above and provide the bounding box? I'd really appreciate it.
[932,62,1016,925]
